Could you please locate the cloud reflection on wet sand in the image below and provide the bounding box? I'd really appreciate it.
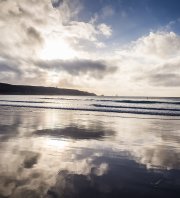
[0,107,180,197]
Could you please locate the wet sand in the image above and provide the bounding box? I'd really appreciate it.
[0,106,180,197]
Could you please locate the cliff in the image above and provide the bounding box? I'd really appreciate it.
[0,83,96,96]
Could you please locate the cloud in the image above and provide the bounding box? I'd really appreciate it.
[0,0,115,92]
[0,0,48,59]
[133,31,180,59]
[0,59,21,74]
[115,31,180,61]
[114,31,180,92]
[36,59,117,79]
[64,20,112,49]
[146,73,180,87]
[98,23,112,37]
[26,26,43,45]
[1,0,180,95]
[0,0,75,59]
[133,54,180,87]
[0,56,51,87]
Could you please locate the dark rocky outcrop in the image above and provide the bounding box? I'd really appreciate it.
[0,83,96,96]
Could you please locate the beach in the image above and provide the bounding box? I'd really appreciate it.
[0,96,180,197]
[1,0,180,197]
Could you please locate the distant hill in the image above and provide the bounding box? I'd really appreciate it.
[0,83,96,96]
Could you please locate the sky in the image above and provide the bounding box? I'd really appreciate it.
[1,0,180,96]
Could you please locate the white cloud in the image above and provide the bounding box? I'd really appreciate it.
[0,0,112,60]
[98,23,112,37]
[133,31,180,59]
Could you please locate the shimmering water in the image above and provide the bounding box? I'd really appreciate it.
[0,96,180,197]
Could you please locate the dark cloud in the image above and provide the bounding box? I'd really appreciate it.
[26,26,43,45]
[135,60,180,87]
[0,56,48,86]
[160,61,180,73]
[0,57,117,86]
[36,59,117,79]
[51,0,63,8]
[147,73,180,87]
[0,59,22,75]
[18,26,44,49]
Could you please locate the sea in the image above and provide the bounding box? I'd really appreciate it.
[0,95,180,197]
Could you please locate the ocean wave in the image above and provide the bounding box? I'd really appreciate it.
[93,104,180,112]
[112,100,180,105]
[0,104,180,117]
[40,97,80,101]
[39,97,180,105]
[0,99,52,104]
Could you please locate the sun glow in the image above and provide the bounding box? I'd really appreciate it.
[40,38,76,60]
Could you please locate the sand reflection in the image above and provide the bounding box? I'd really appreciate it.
[34,125,115,140]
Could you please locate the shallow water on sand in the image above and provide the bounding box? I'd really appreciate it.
[0,106,180,197]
